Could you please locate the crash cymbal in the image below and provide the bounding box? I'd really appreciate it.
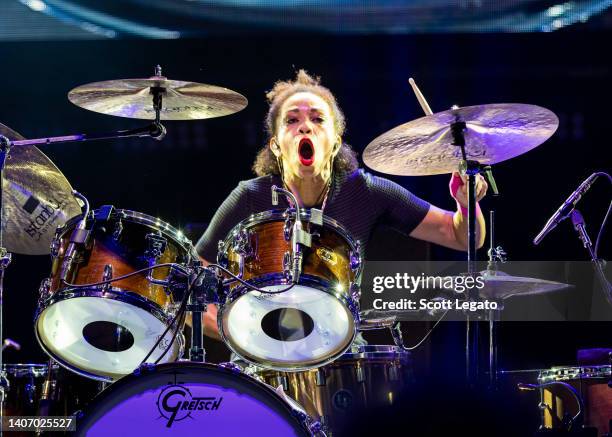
[0,123,82,255]
[363,103,558,176]
[68,75,248,120]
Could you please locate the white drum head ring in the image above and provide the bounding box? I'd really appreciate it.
[36,296,180,380]
[221,285,355,369]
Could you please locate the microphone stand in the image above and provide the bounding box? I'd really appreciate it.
[570,209,612,306]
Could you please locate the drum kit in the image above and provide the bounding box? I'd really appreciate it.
[0,66,608,436]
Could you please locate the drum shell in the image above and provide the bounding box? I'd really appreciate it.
[48,210,195,308]
[258,345,413,434]
[2,363,101,425]
[219,210,361,294]
[539,366,611,435]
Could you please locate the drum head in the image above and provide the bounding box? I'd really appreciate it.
[76,362,311,436]
[220,283,356,370]
[36,294,182,381]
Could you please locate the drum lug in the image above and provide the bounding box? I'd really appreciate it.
[350,283,361,303]
[25,382,36,405]
[315,368,326,386]
[38,278,52,305]
[350,240,361,272]
[145,232,168,260]
[50,236,61,258]
[217,241,228,268]
[388,363,399,381]
[283,251,292,279]
[166,302,181,319]
[356,365,365,383]
[233,228,254,257]
[283,219,292,241]
[145,232,170,286]
[273,374,289,391]
[112,218,123,241]
[101,264,113,291]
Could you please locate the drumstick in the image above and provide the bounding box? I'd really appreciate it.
[408,77,433,116]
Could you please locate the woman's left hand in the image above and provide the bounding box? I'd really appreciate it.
[449,172,488,209]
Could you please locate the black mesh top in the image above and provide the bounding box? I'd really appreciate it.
[196,169,431,261]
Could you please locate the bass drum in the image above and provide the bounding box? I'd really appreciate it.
[75,362,323,436]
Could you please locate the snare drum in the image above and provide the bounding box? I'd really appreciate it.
[35,208,198,381]
[217,209,361,370]
[538,365,611,435]
[258,345,413,435]
[75,362,323,436]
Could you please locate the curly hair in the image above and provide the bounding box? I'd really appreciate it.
[252,69,358,177]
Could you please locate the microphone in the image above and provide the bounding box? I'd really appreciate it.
[271,185,279,206]
[271,185,310,283]
[533,173,599,245]
[291,219,304,284]
[59,191,91,282]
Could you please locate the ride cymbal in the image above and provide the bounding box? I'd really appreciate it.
[364,103,558,176]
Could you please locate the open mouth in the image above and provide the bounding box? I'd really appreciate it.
[298,138,314,166]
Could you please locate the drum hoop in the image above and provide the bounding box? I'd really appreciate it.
[340,344,412,361]
[34,288,185,382]
[538,364,612,382]
[2,363,49,377]
[58,209,197,257]
[218,209,362,277]
[218,274,358,372]
[74,362,315,436]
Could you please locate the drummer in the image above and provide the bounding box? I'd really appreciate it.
[196,70,488,340]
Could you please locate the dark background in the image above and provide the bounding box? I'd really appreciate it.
[0,30,610,431]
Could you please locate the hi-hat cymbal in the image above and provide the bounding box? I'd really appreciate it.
[68,75,248,120]
[0,123,82,255]
[363,103,558,176]
[474,270,571,300]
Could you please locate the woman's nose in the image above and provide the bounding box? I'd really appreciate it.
[298,122,312,134]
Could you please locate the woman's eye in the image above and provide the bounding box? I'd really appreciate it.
[286,118,298,124]
[313,117,324,123]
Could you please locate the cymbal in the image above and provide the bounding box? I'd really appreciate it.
[68,75,248,120]
[0,123,82,255]
[363,103,558,176]
[474,270,571,300]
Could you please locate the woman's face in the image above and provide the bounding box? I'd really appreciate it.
[271,91,339,181]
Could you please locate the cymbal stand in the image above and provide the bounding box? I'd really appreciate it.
[450,114,500,385]
[6,65,167,149]
[486,210,507,389]
[188,266,221,362]
[0,135,11,435]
